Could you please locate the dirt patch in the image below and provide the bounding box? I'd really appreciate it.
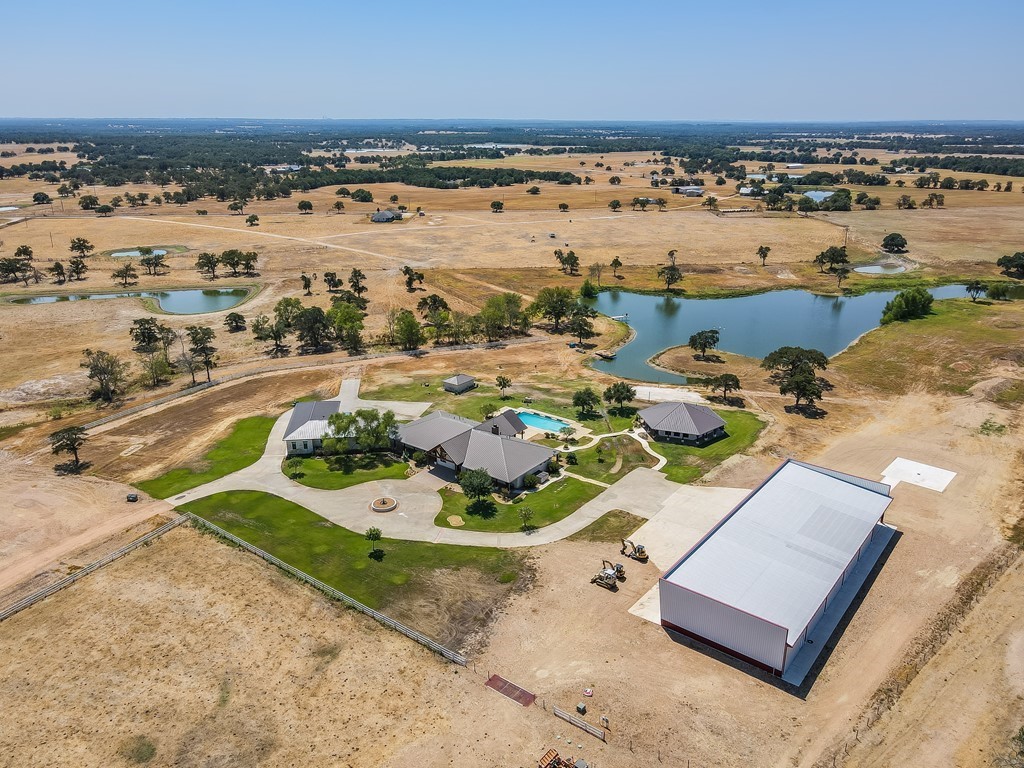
[0,448,173,597]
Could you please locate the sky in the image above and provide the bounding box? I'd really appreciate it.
[5,0,1023,121]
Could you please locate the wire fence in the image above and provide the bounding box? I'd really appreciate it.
[80,336,542,432]
[186,513,468,666]
[0,514,189,623]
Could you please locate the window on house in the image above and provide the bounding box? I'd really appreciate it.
[303,441,309,450]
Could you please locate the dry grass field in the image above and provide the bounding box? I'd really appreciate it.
[2,139,1024,766]
[1,378,1020,767]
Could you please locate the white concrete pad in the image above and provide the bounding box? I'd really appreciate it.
[630,485,751,569]
[628,583,662,625]
[633,385,707,405]
[882,457,956,492]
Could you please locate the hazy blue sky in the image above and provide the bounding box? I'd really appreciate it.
[5,0,1022,120]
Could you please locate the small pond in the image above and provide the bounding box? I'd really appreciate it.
[854,264,907,274]
[802,190,835,203]
[110,248,168,258]
[0,206,19,212]
[11,288,248,314]
[589,285,971,384]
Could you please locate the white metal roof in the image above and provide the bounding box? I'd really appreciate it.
[663,460,892,644]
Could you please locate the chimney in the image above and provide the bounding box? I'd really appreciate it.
[492,424,499,435]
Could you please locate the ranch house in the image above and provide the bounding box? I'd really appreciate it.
[638,401,726,444]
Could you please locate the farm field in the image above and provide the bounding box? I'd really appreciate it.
[2,115,1024,768]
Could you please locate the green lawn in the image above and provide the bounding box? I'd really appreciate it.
[181,491,524,610]
[567,509,647,543]
[648,409,765,484]
[568,434,656,484]
[286,454,409,490]
[435,476,604,533]
[136,415,276,498]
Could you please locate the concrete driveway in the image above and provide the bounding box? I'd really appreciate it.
[170,381,736,549]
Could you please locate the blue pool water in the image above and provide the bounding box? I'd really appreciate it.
[516,410,570,432]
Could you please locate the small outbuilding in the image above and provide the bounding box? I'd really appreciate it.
[659,460,895,683]
[638,401,725,444]
[442,373,477,394]
[672,186,705,197]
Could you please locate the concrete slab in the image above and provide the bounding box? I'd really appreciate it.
[633,385,707,405]
[882,457,956,492]
[628,583,662,625]
[630,485,751,569]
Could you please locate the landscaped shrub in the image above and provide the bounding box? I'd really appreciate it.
[522,473,539,489]
[565,453,578,466]
[411,450,428,466]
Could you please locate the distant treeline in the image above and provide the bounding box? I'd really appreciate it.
[3,119,1024,195]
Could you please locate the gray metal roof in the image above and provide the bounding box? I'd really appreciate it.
[371,210,396,222]
[283,401,344,441]
[397,410,477,452]
[638,401,725,436]
[443,373,475,386]
[476,410,527,437]
[442,429,553,484]
[663,460,892,644]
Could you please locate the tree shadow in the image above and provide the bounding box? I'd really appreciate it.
[54,460,91,475]
[694,353,725,364]
[467,498,498,519]
[784,403,829,419]
[707,394,745,408]
[368,549,386,562]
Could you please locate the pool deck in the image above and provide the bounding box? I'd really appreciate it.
[500,405,591,441]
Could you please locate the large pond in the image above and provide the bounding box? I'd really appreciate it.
[11,288,248,314]
[589,286,972,384]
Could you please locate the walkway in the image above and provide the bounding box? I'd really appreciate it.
[169,380,684,548]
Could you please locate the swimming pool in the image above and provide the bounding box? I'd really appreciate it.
[516,410,571,432]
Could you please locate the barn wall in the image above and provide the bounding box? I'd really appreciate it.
[659,581,788,673]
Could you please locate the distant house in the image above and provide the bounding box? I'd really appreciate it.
[443,373,477,394]
[638,401,726,444]
[370,210,397,223]
[397,410,552,488]
[672,186,705,197]
[284,401,345,456]
[786,163,804,169]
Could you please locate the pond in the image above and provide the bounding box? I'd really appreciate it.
[802,190,835,203]
[0,206,19,212]
[10,288,248,314]
[110,248,168,258]
[589,286,971,384]
[854,264,907,274]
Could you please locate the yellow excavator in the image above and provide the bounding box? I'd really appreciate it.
[621,539,648,563]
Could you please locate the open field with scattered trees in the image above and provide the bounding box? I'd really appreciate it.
[2,120,1024,768]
